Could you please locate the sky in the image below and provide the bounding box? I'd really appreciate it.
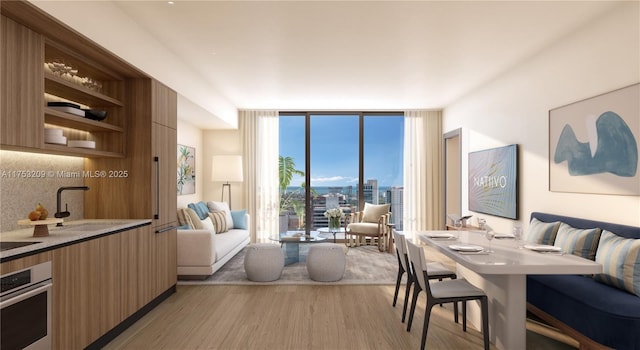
[279,114,404,187]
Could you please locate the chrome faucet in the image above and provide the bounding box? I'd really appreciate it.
[55,186,89,226]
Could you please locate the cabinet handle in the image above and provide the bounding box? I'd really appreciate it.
[154,156,160,220]
[155,225,176,234]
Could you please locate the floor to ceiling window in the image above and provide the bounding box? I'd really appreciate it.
[279,112,404,233]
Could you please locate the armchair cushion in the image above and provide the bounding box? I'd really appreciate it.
[362,203,390,223]
[348,222,381,235]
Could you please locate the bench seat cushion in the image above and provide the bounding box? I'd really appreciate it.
[527,274,640,349]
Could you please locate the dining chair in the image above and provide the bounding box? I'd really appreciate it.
[406,240,490,350]
[392,231,457,324]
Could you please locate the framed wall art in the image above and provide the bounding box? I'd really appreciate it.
[177,144,195,195]
[468,144,519,219]
[549,83,639,195]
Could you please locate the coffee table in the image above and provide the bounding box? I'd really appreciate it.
[271,231,327,265]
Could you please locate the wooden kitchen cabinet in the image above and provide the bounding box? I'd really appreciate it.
[0,15,44,150]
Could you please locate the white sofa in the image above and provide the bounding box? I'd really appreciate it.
[176,202,250,279]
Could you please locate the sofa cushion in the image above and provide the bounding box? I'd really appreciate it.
[526,218,560,245]
[361,203,390,223]
[208,201,233,227]
[179,207,203,229]
[208,211,228,233]
[594,230,640,297]
[214,229,250,262]
[188,201,210,220]
[553,223,601,260]
[231,209,247,229]
[528,274,640,349]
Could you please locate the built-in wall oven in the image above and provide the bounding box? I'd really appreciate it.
[1,261,52,350]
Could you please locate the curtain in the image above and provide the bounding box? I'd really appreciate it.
[403,110,443,231]
[239,110,279,242]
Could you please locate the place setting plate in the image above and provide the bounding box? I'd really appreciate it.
[449,244,485,252]
[424,232,456,239]
[524,244,563,253]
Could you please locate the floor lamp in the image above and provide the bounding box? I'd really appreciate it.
[211,155,243,209]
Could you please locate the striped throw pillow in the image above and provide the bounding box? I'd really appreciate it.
[594,230,640,297]
[553,223,601,260]
[526,218,560,245]
[208,211,228,234]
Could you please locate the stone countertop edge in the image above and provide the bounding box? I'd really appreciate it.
[0,219,152,262]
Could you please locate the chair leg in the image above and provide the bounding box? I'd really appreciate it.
[401,275,413,323]
[406,282,421,332]
[481,297,490,350]
[454,300,459,324]
[462,301,467,332]
[420,303,435,350]
[392,263,405,307]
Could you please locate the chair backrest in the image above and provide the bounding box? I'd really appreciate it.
[406,240,432,296]
[393,230,409,271]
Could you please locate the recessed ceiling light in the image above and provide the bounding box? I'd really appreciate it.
[168,1,174,4]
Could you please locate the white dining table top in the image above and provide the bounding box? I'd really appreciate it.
[410,230,603,275]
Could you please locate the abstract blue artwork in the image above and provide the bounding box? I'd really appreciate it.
[550,83,639,195]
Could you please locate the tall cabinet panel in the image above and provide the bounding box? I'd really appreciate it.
[1,15,43,149]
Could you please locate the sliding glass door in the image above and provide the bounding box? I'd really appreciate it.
[279,112,404,233]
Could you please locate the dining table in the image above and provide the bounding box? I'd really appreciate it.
[411,229,602,350]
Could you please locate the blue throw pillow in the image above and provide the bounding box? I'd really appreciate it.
[188,201,209,220]
[177,224,190,230]
[231,209,247,229]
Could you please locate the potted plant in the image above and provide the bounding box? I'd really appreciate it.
[279,155,304,232]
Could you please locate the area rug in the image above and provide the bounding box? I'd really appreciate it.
[178,244,399,285]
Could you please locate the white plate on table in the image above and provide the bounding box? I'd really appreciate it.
[494,233,515,239]
[425,232,455,239]
[449,244,484,252]
[524,244,562,252]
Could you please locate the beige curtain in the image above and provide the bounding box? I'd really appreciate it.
[403,110,443,231]
[239,110,279,242]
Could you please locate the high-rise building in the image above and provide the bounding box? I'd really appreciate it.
[366,179,379,204]
[387,186,404,229]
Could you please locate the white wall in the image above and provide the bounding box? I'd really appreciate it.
[443,2,640,234]
[176,119,204,209]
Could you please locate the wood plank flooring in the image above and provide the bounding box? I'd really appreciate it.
[104,284,577,350]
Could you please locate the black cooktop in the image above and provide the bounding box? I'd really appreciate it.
[0,241,39,252]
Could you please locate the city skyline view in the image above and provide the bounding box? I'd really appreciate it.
[279,114,405,188]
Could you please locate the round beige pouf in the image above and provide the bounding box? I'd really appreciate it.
[306,243,347,282]
[244,243,285,282]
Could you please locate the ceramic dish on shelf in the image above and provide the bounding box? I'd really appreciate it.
[83,109,107,121]
[67,140,96,149]
[524,244,562,252]
[45,135,67,145]
[448,244,484,252]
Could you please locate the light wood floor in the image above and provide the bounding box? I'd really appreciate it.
[104,284,577,350]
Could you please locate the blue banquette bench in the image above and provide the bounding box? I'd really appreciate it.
[526,212,640,350]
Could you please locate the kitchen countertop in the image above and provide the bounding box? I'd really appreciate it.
[0,219,152,261]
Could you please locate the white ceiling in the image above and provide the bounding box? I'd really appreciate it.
[31,1,620,129]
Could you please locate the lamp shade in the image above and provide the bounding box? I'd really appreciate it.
[211,155,243,182]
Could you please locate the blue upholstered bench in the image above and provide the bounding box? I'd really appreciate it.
[526,212,640,350]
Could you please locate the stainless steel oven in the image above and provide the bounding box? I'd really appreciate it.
[1,261,52,350]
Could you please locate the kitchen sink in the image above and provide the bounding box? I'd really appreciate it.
[0,241,40,251]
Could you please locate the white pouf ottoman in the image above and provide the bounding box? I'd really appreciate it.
[244,243,285,282]
[306,243,347,282]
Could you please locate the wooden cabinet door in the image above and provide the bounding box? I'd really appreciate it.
[52,239,101,349]
[154,227,177,295]
[1,15,43,149]
[151,80,177,129]
[152,122,177,227]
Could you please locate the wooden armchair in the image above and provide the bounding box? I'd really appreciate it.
[346,203,391,252]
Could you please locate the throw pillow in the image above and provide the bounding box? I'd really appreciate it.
[593,230,640,297]
[525,218,560,245]
[177,224,190,230]
[208,211,228,234]
[179,207,202,229]
[187,201,210,220]
[553,223,601,260]
[231,209,247,229]
[200,216,215,231]
[361,203,390,223]
[177,208,195,229]
[207,201,233,227]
